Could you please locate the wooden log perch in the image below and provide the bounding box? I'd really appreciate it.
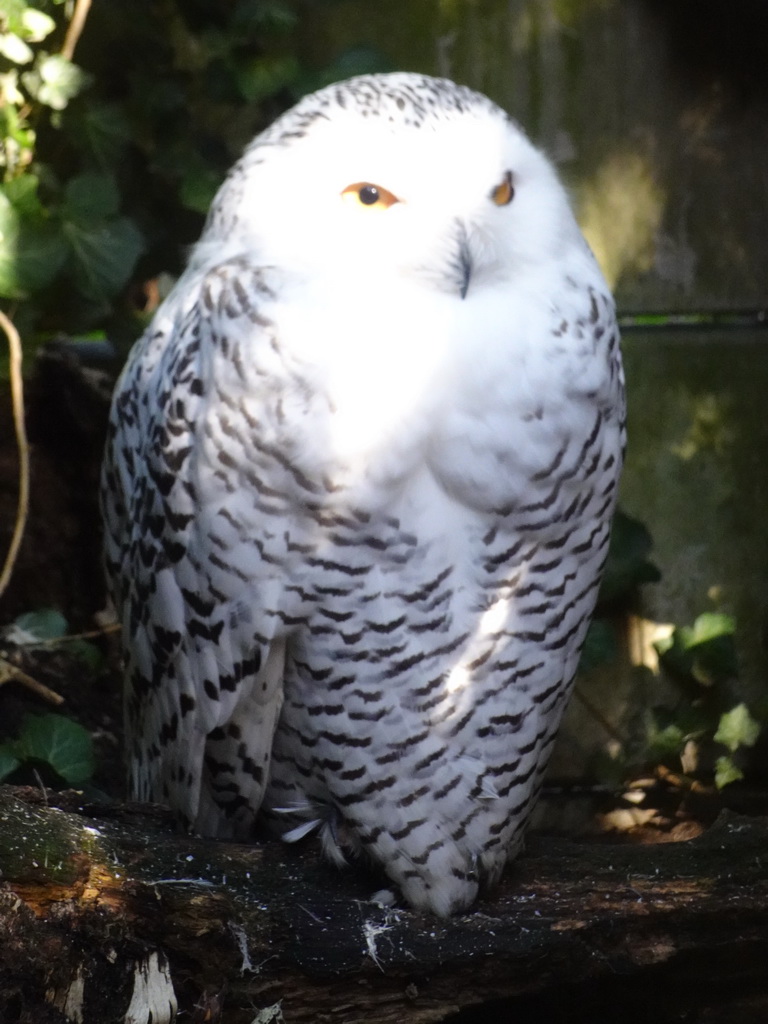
[1,784,768,1023]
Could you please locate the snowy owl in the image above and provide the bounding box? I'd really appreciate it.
[102,72,625,917]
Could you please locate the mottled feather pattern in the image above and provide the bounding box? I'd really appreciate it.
[102,73,625,916]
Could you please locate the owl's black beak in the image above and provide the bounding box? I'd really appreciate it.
[459,243,472,300]
[453,221,473,300]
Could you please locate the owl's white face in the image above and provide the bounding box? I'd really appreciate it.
[191,75,607,466]
[212,78,582,306]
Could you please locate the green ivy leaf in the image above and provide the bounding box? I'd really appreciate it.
[714,755,744,789]
[647,720,686,759]
[64,171,120,223]
[0,32,34,64]
[688,615,738,685]
[15,714,94,785]
[0,0,29,35]
[22,53,92,110]
[68,101,131,166]
[0,98,35,171]
[63,214,144,302]
[714,703,761,753]
[3,173,45,216]
[20,8,56,43]
[655,612,738,687]
[0,745,21,782]
[0,189,67,297]
[687,613,736,646]
[12,608,68,642]
[690,642,738,686]
[1,67,24,103]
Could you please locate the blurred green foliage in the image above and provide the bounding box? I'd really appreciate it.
[585,513,762,789]
[580,510,660,676]
[651,612,760,788]
[0,711,95,786]
[0,0,390,342]
[0,608,100,788]
[1,0,142,332]
[5,606,102,670]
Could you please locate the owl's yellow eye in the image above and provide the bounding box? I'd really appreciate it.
[491,171,515,207]
[341,182,400,209]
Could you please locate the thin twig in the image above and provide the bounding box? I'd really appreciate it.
[32,767,50,805]
[60,0,92,62]
[0,656,64,706]
[0,309,29,599]
[30,622,122,649]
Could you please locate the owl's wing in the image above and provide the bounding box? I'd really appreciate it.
[101,259,291,838]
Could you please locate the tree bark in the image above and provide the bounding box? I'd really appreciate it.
[1,784,767,1023]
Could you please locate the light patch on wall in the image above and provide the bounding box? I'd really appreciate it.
[552,0,616,27]
[577,149,664,292]
[438,0,462,19]
[671,393,735,462]
[507,0,616,52]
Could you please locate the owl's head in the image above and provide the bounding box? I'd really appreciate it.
[200,73,586,301]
